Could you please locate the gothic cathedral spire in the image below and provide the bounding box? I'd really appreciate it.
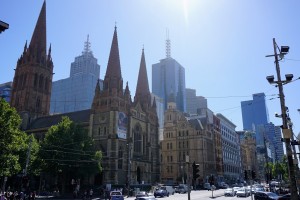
[134,48,151,109]
[103,26,123,96]
[10,0,54,129]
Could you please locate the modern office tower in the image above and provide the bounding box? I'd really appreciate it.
[50,36,100,114]
[10,1,54,129]
[241,93,269,131]
[274,126,284,161]
[216,113,241,183]
[186,88,207,115]
[151,93,164,140]
[263,123,284,162]
[152,58,186,112]
[0,82,12,102]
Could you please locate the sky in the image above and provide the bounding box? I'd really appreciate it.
[1,0,300,135]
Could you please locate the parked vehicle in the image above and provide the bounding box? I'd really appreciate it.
[236,188,249,197]
[233,187,240,195]
[224,188,235,196]
[161,186,175,195]
[254,191,279,200]
[154,188,169,198]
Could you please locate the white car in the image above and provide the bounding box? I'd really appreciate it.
[236,188,249,197]
[224,188,235,196]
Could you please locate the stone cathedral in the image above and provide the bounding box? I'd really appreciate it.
[10,1,160,186]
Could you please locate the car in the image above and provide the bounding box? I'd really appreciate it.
[135,197,157,200]
[161,186,175,195]
[236,188,249,197]
[177,184,188,193]
[254,191,279,200]
[110,191,124,200]
[204,183,211,191]
[174,186,180,193]
[154,188,169,198]
[135,191,150,198]
[233,187,241,195]
[277,193,300,200]
[224,188,235,196]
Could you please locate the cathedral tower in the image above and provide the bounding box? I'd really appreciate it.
[10,1,53,128]
[91,26,131,184]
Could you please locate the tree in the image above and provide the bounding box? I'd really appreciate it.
[0,98,28,177]
[38,116,102,194]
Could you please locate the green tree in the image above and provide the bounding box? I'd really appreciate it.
[0,98,28,177]
[38,116,102,194]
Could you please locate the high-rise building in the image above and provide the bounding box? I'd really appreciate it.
[241,93,269,131]
[216,113,241,183]
[186,88,207,115]
[152,58,186,112]
[10,1,54,130]
[0,82,12,102]
[50,36,101,114]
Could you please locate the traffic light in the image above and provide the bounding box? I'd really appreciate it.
[192,161,200,180]
[244,170,248,180]
[252,170,256,179]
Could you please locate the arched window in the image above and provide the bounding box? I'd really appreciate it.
[134,125,142,153]
[39,75,44,89]
[45,77,49,92]
[22,74,27,89]
[34,73,38,88]
[36,97,41,112]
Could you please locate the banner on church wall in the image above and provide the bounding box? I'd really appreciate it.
[117,111,128,139]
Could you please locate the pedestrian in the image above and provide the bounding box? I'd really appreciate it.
[89,189,93,200]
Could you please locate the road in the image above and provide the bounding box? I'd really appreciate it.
[126,189,254,200]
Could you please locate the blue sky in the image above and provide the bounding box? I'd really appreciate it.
[1,0,300,135]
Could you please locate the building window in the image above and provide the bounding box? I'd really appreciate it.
[134,125,142,153]
[118,146,123,169]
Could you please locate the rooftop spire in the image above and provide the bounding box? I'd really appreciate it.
[105,26,122,79]
[166,28,171,58]
[29,0,47,57]
[82,34,93,56]
[135,48,150,102]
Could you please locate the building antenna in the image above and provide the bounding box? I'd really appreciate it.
[166,28,171,58]
[83,34,93,56]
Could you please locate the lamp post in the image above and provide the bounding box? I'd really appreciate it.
[266,38,298,200]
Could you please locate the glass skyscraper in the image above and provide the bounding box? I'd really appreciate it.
[152,57,186,112]
[241,93,269,131]
[50,36,101,114]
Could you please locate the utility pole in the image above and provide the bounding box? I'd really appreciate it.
[271,38,298,200]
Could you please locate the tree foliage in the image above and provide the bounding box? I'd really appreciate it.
[0,98,38,177]
[38,116,102,190]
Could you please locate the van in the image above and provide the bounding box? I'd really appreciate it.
[161,186,175,195]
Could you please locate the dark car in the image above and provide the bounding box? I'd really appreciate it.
[254,191,278,200]
[154,188,169,198]
[277,194,300,200]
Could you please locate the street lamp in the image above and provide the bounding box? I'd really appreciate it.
[266,38,298,200]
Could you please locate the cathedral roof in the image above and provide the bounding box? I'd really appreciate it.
[105,26,122,79]
[29,0,47,57]
[29,109,91,130]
